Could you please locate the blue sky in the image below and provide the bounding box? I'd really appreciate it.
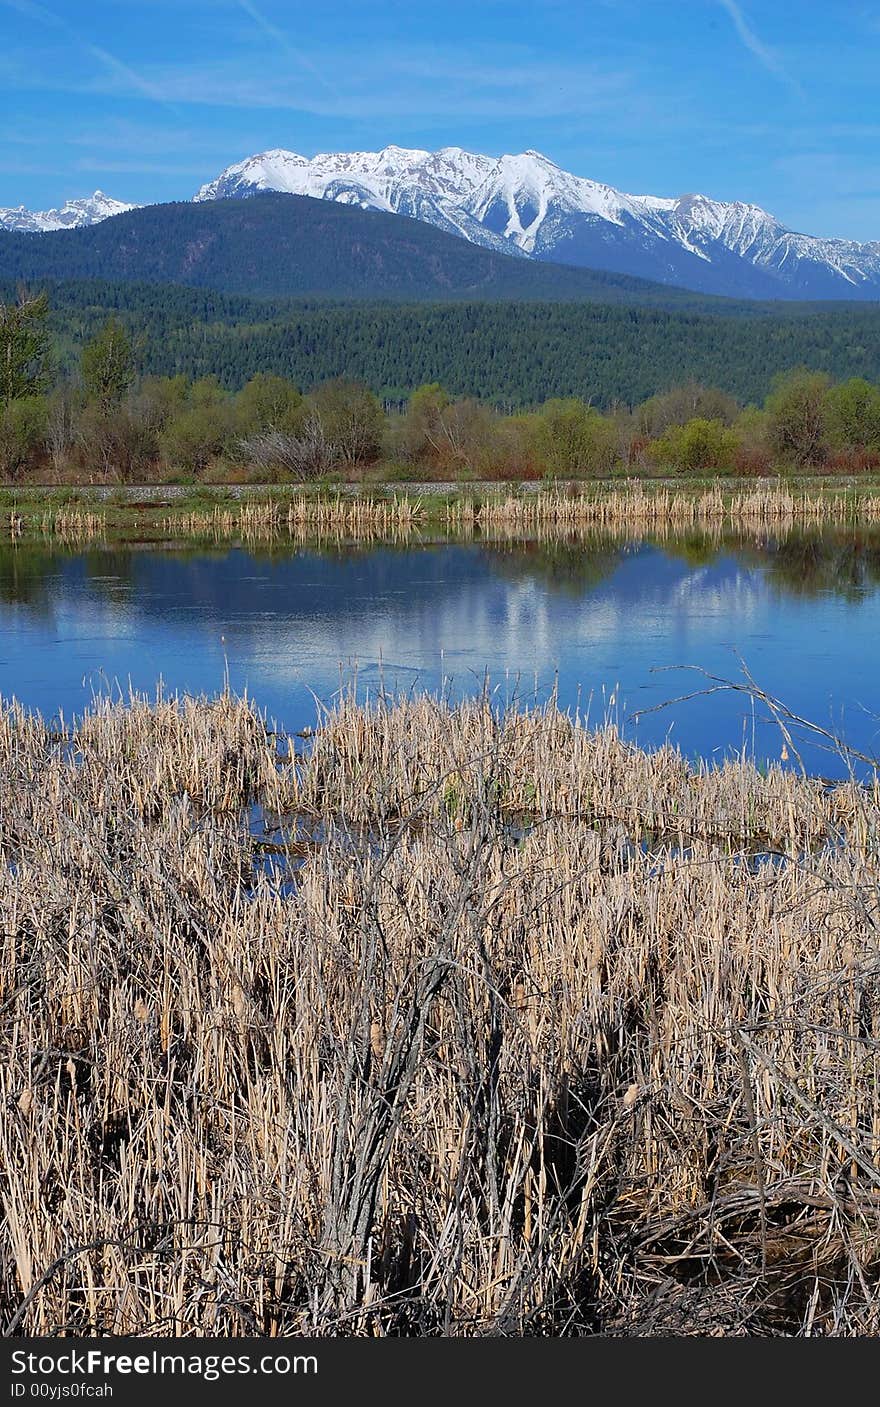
[2,0,879,240]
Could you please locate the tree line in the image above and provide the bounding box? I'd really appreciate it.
[10,277,880,410]
[2,292,880,483]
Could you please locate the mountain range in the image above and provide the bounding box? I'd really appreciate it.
[1,194,712,304]
[0,190,137,233]
[2,145,879,301]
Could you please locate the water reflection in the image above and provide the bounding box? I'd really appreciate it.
[0,526,879,775]
[483,527,880,602]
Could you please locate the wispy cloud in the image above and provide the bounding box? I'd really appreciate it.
[771,150,880,237]
[74,158,210,176]
[79,45,636,124]
[236,0,339,97]
[84,42,174,107]
[0,0,176,107]
[0,5,640,129]
[716,0,803,96]
[0,159,69,179]
[66,119,231,157]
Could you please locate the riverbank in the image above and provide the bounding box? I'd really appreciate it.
[3,689,879,1336]
[6,477,880,544]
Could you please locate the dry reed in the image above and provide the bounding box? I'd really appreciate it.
[38,509,107,543]
[7,481,880,548]
[2,688,880,1336]
[158,484,880,545]
[465,482,880,532]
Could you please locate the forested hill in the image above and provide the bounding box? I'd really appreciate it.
[19,279,880,407]
[0,192,759,308]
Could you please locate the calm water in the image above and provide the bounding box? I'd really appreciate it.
[1,529,879,775]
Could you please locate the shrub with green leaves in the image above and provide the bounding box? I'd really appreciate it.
[532,398,619,476]
[0,395,48,479]
[650,417,740,472]
[235,373,305,438]
[765,368,831,466]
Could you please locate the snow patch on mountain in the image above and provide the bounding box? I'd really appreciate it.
[463,150,674,251]
[5,149,879,299]
[194,145,521,256]
[0,191,138,233]
[193,145,880,297]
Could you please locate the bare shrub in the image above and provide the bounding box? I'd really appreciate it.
[238,415,332,480]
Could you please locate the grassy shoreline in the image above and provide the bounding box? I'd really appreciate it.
[5,476,880,544]
[3,688,880,1336]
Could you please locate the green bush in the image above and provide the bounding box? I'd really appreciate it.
[532,398,616,476]
[826,378,880,452]
[0,396,48,479]
[637,382,740,436]
[159,402,235,473]
[649,417,740,472]
[235,373,305,438]
[76,401,159,482]
[765,369,831,467]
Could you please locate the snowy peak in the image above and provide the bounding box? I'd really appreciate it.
[194,150,310,202]
[4,148,879,300]
[669,193,779,247]
[190,144,880,295]
[193,144,518,255]
[465,151,583,250]
[195,144,491,210]
[463,150,674,251]
[0,190,137,233]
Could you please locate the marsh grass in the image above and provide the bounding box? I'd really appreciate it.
[163,483,880,543]
[467,483,880,531]
[4,481,880,547]
[3,508,107,544]
[2,687,880,1336]
[40,509,107,543]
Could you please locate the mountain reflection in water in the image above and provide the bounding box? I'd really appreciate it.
[1,527,879,776]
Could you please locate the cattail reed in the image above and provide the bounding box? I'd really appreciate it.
[38,508,107,542]
[3,482,880,547]
[2,688,880,1336]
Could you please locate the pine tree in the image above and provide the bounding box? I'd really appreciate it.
[82,317,135,414]
[0,292,50,406]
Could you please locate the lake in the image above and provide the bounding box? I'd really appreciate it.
[1,526,879,775]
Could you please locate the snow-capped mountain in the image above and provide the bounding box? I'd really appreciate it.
[0,191,137,234]
[5,150,879,300]
[195,146,524,257]
[194,146,880,300]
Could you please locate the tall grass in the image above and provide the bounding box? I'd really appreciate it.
[157,483,880,541]
[5,481,880,546]
[2,689,880,1336]
[469,483,880,531]
[13,509,107,543]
